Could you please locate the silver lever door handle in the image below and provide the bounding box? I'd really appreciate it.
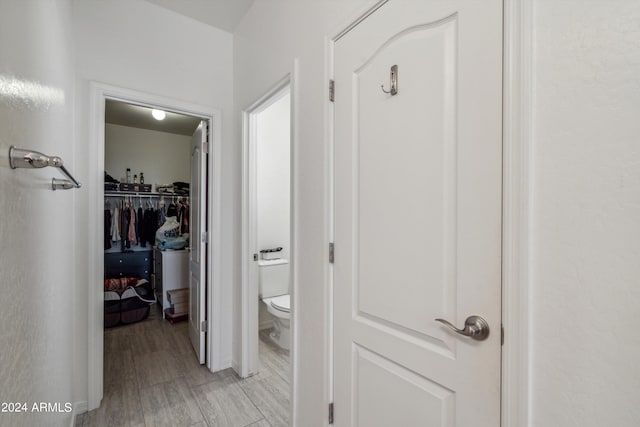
[435,315,490,341]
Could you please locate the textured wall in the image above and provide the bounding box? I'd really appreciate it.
[531,1,640,425]
[0,1,75,425]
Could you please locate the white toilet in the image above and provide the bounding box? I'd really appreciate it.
[258,258,291,350]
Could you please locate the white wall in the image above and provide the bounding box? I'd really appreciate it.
[0,1,75,425]
[257,93,291,262]
[531,1,640,425]
[234,1,376,423]
[235,0,640,425]
[72,0,234,406]
[105,124,191,188]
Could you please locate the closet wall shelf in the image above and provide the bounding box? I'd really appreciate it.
[105,191,189,198]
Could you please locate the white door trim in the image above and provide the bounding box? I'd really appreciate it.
[240,74,291,378]
[87,82,223,411]
[240,61,299,424]
[501,0,533,426]
[327,0,533,425]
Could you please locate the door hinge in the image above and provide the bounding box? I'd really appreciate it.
[329,402,334,424]
[201,231,208,244]
[329,79,335,102]
[203,140,209,154]
[253,253,258,261]
[501,324,504,346]
[201,320,207,332]
[329,242,335,264]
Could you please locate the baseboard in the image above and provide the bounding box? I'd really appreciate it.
[70,401,88,426]
[75,401,88,414]
[231,359,240,376]
[259,319,274,330]
[216,359,232,371]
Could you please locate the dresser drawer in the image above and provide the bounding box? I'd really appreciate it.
[104,251,153,280]
[105,253,151,270]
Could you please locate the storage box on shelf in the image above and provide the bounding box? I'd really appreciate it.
[118,183,152,192]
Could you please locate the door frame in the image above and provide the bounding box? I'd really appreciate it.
[240,64,298,375]
[327,1,533,425]
[87,82,223,411]
[240,62,299,422]
[240,74,291,378]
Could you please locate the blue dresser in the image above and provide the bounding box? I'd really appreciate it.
[104,249,153,280]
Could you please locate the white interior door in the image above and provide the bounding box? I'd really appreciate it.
[334,1,503,426]
[189,121,207,364]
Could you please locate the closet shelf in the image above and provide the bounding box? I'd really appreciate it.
[105,191,189,198]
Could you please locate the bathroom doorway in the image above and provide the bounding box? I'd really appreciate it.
[241,75,293,412]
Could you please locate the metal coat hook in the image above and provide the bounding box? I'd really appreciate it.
[9,145,81,190]
[381,64,398,96]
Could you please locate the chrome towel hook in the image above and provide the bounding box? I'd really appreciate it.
[9,145,81,190]
[380,64,398,96]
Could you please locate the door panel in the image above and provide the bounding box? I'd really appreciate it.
[334,1,502,426]
[189,121,207,364]
[355,345,455,427]
[356,15,457,349]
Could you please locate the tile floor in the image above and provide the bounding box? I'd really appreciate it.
[76,305,290,427]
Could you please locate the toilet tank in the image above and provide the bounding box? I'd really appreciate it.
[258,259,289,298]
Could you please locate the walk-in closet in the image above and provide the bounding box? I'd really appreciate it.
[103,100,200,327]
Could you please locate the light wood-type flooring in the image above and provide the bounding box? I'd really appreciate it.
[76,306,290,427]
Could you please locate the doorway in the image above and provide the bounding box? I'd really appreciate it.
[241,76,293,415]
[87,83,223,411]
[103,98,206,345]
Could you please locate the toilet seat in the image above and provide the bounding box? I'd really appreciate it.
[270,294,290,313]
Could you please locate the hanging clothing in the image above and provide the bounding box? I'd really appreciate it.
[128,206,137,245]
[103,196,190,250]
[184,206,189,234]
[166,203,178,218]
[104,209,112,250]
[179,202,189,234]
[158,203,166,228]
[144,208,158,246]
[177,203,184,233]
[111,207,120,242]
[137,206,145,247]
[122,206,130,249]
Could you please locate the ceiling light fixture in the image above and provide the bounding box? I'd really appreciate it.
[152,109,166,120]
